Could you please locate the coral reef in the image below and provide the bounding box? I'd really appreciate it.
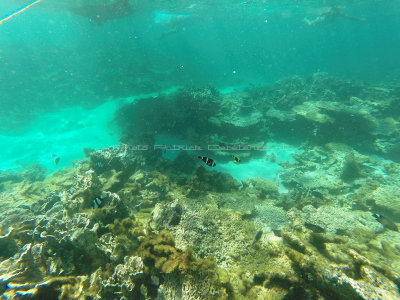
[115,73,400,164]
[186,166,241,196]
[2,74,400,299]
[116,87,221,143]
[152,200,183,229]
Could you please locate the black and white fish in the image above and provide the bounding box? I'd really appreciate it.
[373,213,398,232]
[304,222,326,233]
[232,155,241,163]
[198,156,216,167]
[93,197,103,209]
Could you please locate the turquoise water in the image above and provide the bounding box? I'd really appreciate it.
[0,100,120,171]
[1,1,399,132]
[1,1,400,299]
[1,1,400,114]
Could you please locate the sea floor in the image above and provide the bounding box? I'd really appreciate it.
[1,76,400,299]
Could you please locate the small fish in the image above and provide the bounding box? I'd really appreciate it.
[93,197,102,209]
[232,155,241,163]
[160,185,167,200]
[335,228,349,236]
[250,230,263,246]
[198,156,216,167]
[272,229,282,237]
[304,222,326,233]
[54,157,60,165]
[95,162,104,168]
[373,213,398,232]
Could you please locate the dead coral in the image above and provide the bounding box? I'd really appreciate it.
[2,276,90,299]
[245,178,279,200]
[0,227,18,260]
[136,229,234,298]
[341,154,366,183]
[187,166,240,196]
[89,144,142,174]
[107,218,144,263]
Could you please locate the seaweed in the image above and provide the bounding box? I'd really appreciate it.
[135,229,234,298]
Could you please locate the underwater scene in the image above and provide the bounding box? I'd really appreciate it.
[1,0,400,299]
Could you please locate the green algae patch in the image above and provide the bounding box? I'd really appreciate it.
[136,229,235,298]
[107,217,145,263]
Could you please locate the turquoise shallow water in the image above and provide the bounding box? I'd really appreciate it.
[0,100,120,171]
[0,89,297,185]
[215,144,298,182]
[157,131,298,183]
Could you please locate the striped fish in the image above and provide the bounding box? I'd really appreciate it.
[93,197,102,209]
[198,156,216,167]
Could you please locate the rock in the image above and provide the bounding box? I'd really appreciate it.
[2,276,90,299]
[253,202,288,231]
[98,256,145,299]
[0,207,35,232]
[298,205,380,236]
[152,201,183,230]
[326,264,400,300]
[0,227,18,260]
[89,144,142,174]
[373,180,400,222]
[71,228,98,254]
[157,273,229,300]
